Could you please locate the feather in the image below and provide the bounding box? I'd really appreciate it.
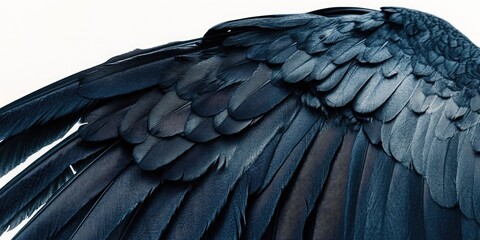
[265,35,295,63]
[350,144,381,239]
[273,125,345,239]
[4,168,72,232]
[426,134,458,207]
[425,95,445,114]
[69,165,161,240]
[362,148,395,239]
[342,130,370,239]
[410,114,431,174]
[209,134,287,239]
[213,110,254,135]
[82,93,141,124]
[435,105,458,140]
[355,65,414,114]
[49,193,103,239]
[162,139,236,181]
[78,58,173,99]
[381,57,402,78]
[120,88,163,144]
[412,58,435,76]
[353,73,403,113]
[461,216,480,240]
[380,119,394,156]
[191,84,238,117]
[474,145,480,223]
[148,91,190,138]
[135,135,194,171]
[444,99,467,121]
[362,119,382,144]
[223,31,277,47]
[261,107,321,188]
[382,163,425,239]
[228,65,291,120]
[310,56,337,81]
[267,44,298,65]
[282,51,316,83]
[106,203,142,240]
[0,78,90,140]
[471,124,480,152]
[184,115,221,142]
[457,130,476,219]
[389,108,417,166]
[470,94,480,112]
[304,31,330,54]
[0,136,104,231]
[120,184,190,239]
[244,120,323,239]
[212,14,313,30]
[375,73,420,122]
[456,110,480,131]
[310,131,356,240]
[79,107,129,141]
[358,42,393,63]
[332,39,365,65]
[408,82,428,113]
[0,114,78,178]
[217,59,258,84]
[208,175,250,240]
[420,109,444,173]
[164,97,299,240]
[175,56,221,100]
[325,65,376,107]
[323,28,346,44]
[15,142,131,240]
[423,183,462,240]
[246,44,270,61]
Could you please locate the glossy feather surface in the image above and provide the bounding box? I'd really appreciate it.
[1,6,480,240]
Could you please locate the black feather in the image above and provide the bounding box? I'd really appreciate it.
[49,192,103,239]
[0,78,90,140]
[325,65,376,107]
[78,58,173,99]
[0,136,104,231]
[15,142,131,239]
[149,91,190,138]
[213,110,255,135]
[282,50,315,83]
[164,97,300,239]
[343,130,370,239]
[382,163,425,239]
[228,65,291,120]
[244,119,323,239]
[0,114,78,178]
[120,184,190,240]
[162,139,236,182]
[3,6,480,239]
[70,165,161,240]
[310,131,356,239]
[191,84,238,117]
[423,183,462,240]
[120,88,164,144]
[134,135,194,170]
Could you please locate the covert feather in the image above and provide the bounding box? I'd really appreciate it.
[1,6,480,239]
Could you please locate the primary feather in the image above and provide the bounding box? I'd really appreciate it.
[1,6,480,240]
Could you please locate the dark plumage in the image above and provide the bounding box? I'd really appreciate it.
[1,6,480,239]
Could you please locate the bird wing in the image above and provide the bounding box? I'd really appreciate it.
[1,7,480,239]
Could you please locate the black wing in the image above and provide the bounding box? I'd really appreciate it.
[1,7,480,239]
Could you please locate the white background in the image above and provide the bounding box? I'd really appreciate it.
[0,1,479,239]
